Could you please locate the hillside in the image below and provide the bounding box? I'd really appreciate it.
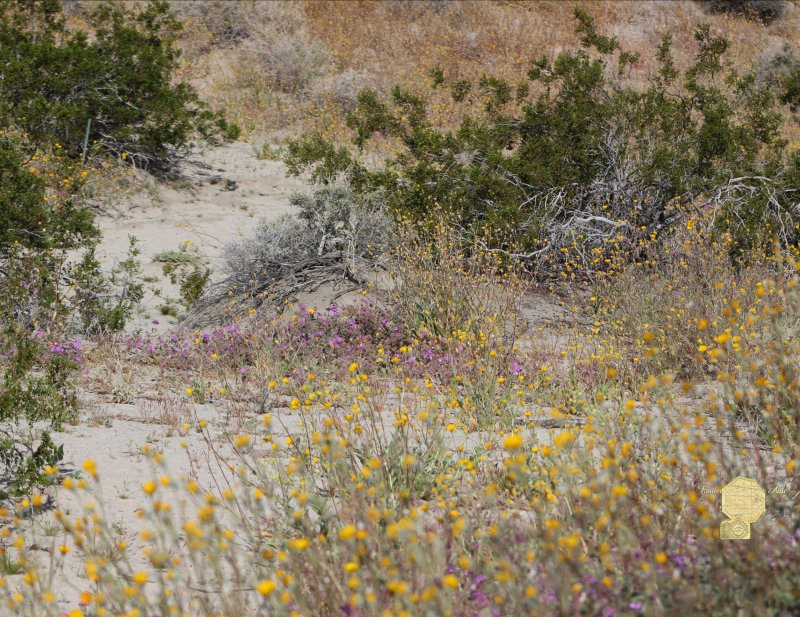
[168,0,800,146]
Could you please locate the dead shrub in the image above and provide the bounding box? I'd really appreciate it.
[189,176,393,323]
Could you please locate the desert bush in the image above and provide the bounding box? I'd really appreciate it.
[0,138,96,250]
[287,10,799,277]
[0,325,75,499]
[191,176,392,321]
[177,0,332,94]
[0,0,239,173]
[698,0,787,24]
[0,138,143,500]
[0,233,142,495]
[239,25,331,95]
[172,0,254,47]
[156,242,211,307]
[390,218,527,341]
[73,236,145,333]
[174,0,332,98]
[310,69,380,115]
[0,246,78,500]
[0,138,143,333]
[757,42,800,111]
[784,67,800,111]
[595,224,783,380]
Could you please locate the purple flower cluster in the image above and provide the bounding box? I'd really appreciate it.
[121,300,547,388]
[46,338,84,363]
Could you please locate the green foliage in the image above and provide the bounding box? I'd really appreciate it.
[0,141,141,500]
[0,232,141,497]
[0,317,74,498]
[75,236,145,332]
[287,11,798,275]
[756,42,800,112]
[0,0,239,172]
[0,138,96,250]
[159,242,211,307]
[0,328,76,428]
[783,66,800,111]
[0,232,143,502]
[177,265,211,307]
[154,250,202,265]
[0,137,132,332]
[0,429,65,499]
[159,303,179,318]
[0,554,23,575]
[0,0,237,503]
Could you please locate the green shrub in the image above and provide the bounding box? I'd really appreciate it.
[1,137,144,332]
[0,231,144,497]
[0,248,77,499]
[157,242,210,308]
[0,138,96,250]
[783,66,800,111]
[698,0,787,24]
[74,235,145,333]
[287,10,798,276]
[0,0,239,173]
[0,325,73,498]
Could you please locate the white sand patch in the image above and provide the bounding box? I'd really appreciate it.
[94,142,304,333]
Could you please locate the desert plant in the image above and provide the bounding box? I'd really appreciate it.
[0,138,96,250]
[389,218,527,341]
[0,293,76,499]
[310,69,379,115]
[0,0,239,173]
[0,139,142,499]
[784,68,800,111]
[176,0,331,94]
[0,234,140,498]
[240,24,330,94]
[172,0,253,47]
[191,176,392,321]
[698,0,787,24]
[73,236,145,333]
[157,242,211,307]
[757,43,800,111]
[287,10,798,277]
[0,137,142,334]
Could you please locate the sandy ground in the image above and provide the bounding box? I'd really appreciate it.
[9,142,309,609]
[94,141,304,333]
[25,393,303,611]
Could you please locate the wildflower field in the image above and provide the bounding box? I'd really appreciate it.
[1,1,800,616]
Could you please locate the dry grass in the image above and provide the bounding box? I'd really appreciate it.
[304,0,799,85]
[166,0,800,145]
